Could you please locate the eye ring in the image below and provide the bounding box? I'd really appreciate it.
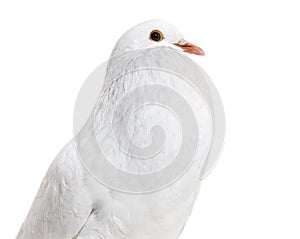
[149,30,164,42]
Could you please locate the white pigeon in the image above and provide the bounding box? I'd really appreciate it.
[17,20,219,239]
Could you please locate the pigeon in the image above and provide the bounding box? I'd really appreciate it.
[17,20,222,239]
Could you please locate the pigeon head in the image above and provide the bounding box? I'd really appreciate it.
[111,20,205,57]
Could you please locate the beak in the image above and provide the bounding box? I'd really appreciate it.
[174,39,205,56]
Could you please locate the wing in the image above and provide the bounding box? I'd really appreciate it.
[16,141,94,239]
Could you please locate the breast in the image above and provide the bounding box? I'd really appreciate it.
[75,47,214,238]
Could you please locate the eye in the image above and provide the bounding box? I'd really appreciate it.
[149,30,163,42]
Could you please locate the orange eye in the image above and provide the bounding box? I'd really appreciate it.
[149,30,163,42]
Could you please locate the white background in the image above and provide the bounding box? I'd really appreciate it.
[1,0,299,238]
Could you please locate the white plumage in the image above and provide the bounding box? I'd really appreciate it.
[17,20,219,239]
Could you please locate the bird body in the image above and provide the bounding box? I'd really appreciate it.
[17,20,216,239]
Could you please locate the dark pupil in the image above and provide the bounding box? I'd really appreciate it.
[151,31,161,41]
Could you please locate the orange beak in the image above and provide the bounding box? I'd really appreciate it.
[174,39,205,56]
